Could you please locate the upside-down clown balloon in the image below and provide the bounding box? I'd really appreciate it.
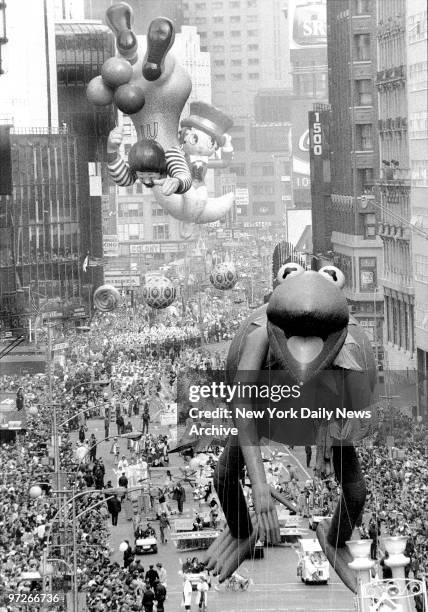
[86,2,235,233]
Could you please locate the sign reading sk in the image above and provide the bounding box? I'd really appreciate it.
[289,0,327,50]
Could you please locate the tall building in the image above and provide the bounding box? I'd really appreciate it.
[311,0,383,362]
[183,0,291,229]
[406,0,428,414]
[0,1,96,332]
[287,0,328,213]
[55,19,116,298]
[375,0,415,373]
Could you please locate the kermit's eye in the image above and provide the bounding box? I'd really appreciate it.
[276,263,305,284]
[318,266,345,289]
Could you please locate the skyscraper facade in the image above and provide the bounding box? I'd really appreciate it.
[376,0,415,373]
[0,0,98,333]
[406,0,428,413]
[183,0,291,229]
[313,0,383,362]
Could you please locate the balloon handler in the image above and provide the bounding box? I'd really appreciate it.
[202,262,377,594]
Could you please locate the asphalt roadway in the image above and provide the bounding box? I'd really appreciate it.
[71,414,355,612]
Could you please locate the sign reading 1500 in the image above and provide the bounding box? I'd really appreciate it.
[312,112,322,156]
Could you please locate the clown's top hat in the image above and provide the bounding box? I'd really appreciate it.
[181,102,233,146]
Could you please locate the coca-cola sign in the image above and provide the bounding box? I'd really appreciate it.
[288,0,327,49]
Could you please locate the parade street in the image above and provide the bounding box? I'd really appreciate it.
[71,414,354,612]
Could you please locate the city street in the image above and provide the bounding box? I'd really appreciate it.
[71,415,354,611]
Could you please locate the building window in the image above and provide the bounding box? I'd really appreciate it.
[248,43,259,51]
[118,223,144,241]
[356,79,372,105]
[253,202,275,215]
[215,74,226,81]
[364,213,377,239]
[359,257,377,292]
[248,73,260,80]
[214,59,225,67]
[409,61,428,91]
[199,31,207,38]
[195,2,206,9]
[229,0,240,7]
[233,137,246,151]
[354,0,370,14]
[213,45,225,53]
[231,73,242,80]
[231,30,241,37]
[212,1,223,8]
[253,184,275,195]
[195,16,207,25]
[213,16,223,23]
[409,111,428,139]
[229,164,246,176]
[231,59,242,66]
[415,255,428,283]
[247,14,258,22]
[213,31,224,37]
[230,15,241,23]
[262,164,274,176]
[152,204,168,216]
[231,44,242,52]
[153,224,170,240]
[248,57,259,65]
[247,0,256,6]
[357,124,373,150]
[408,11,428,44]
[354,34,370,61]
[247,29,259,37]
[411,160,428,186]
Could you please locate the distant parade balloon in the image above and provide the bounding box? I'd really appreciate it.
[210,262,238,290]
[93,285,121,312]
[86,76,114,106]
[101,57,133,88]
[114,83,145,115]
[143,276,176,309]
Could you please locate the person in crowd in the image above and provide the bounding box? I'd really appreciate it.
[196,575,210,611]
[173,482,186,514]
[159,512,171,544]
[154,577,167,612]
[182,576,193,611]
[109,494,122,526]
[145,564,159,589]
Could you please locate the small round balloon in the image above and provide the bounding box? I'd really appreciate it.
[210,262,238,290]
[86,76,114,106]
[114,83,145,115]
[93,285,121,312]
[143,276,176,309]
[101,57,133,88]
